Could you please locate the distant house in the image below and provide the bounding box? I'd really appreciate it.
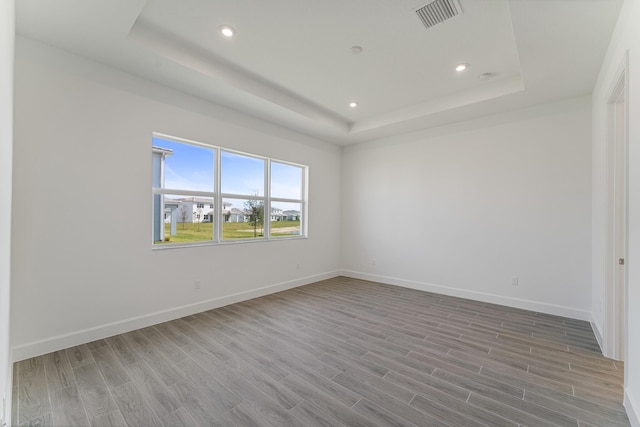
[160,196,232,239]
[225,206,300,223]
[166,198,232,224]
[283,210,301,221]
[270,207,284,222]
[228,208,247,223]
[172,197,213,223]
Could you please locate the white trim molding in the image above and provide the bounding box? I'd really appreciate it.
[625,389,640,427]
[12,270,341,362]
[12,269,596,361]
[341,270,592,321]
[602,50,630,360]
[591,315,605,354]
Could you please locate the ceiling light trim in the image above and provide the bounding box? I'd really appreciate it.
[219,25,235,38]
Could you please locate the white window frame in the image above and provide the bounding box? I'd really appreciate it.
[268,158,307,238]
[151,133,308,249]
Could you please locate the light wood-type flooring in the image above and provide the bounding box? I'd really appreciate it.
[12,277,630,426]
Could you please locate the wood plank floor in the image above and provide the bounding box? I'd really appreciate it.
[12,277,630,426]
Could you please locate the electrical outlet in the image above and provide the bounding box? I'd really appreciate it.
[194,280,201,290]
[371,260,376,266]
[511,277,519,286]
[296,263,300,270]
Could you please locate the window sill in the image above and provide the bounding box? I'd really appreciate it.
[151,235,308,250]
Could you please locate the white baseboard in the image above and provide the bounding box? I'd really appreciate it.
[340,270,591,321]
[590,314,605,354]
[625,389,640,427]
[12,270,341,362]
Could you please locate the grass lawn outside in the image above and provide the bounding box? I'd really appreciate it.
[156,220,301,244]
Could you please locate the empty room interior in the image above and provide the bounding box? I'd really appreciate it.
[2,0,640,425]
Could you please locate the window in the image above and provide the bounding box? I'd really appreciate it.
[221,151,266,240]
[270,161,304,238]
[152,138,215,244]
[152,133,307,246]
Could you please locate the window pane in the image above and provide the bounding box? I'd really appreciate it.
[153,194,214,244]
[270,202,302,237]
[152,137,214,192]
[222,198,265,240]
[221,151,265,195]
[271,162,303,200]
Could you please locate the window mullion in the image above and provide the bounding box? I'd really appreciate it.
[302,165,308,237]
[153,188,215,198]
[265,159,271,240]
[220,193,265,200]
[215,148,221,243]
[270,197,303,204]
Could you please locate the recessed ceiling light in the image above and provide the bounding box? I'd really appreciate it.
[478,72,493,81]
[455,63,469,72]
[349,101,358,108]
[220,25,236,38]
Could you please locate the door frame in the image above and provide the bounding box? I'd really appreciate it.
[604,51,629,362]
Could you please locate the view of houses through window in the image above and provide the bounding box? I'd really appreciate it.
[152,134,306,245]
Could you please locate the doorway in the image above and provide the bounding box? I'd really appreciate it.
[605,52,628,362]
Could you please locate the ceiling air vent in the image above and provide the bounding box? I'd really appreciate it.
[415,0,463,29]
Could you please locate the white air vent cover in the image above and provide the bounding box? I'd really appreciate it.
[415,0,463,29]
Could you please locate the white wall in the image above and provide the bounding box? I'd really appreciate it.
[0,0,14,424]
[11,38,342,360]
[342,96,592,319]
[8,8,639,424]
[592,0,640,424]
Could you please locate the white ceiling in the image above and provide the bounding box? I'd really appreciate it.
[15,0,622,145]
